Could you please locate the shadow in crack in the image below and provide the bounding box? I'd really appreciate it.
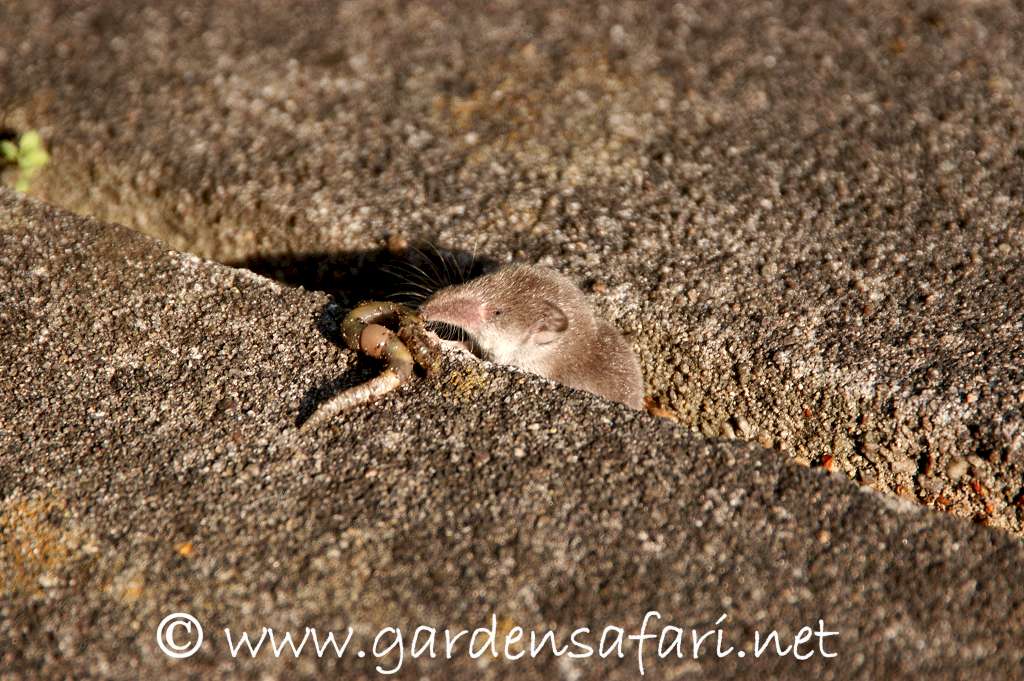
[226,244,497,426]
[226,243,497,309]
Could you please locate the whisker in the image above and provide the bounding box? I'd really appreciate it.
[413,243,447,290]
[381,259,432,284]
[464,237,481,283]
[385,289,430,305]
[430,241,456,288]
[386,275,435,294]
[380,260,441,298]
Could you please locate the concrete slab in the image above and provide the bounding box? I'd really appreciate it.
[2,0,1024,677]
[1,192,1022,679]
[2,0,1021,535]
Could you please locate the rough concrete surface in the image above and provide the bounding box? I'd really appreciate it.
[2,191,1023,680]
[2,0,1023,535]
[1,0,1023,678]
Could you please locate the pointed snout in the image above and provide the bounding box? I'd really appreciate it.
[419,295,484,332]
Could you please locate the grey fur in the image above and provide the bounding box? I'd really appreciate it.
[419,265,644,409]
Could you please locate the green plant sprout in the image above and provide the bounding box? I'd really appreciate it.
[1,130,50,192]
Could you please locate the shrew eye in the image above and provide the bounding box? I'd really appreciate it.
[492,309,503,317]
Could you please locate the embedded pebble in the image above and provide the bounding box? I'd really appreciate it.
[947,459,969,481]
[892,459,918,475]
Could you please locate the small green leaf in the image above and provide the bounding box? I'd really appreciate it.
[19,148,49,170]
[0,140,17,161]
[15,176,29,192]
[19,130,42,152]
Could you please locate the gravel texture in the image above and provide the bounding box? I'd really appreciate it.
[2,0,1022,535]
[2,191,1023,679]
[2,0,1024,678]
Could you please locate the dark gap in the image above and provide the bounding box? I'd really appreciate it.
[226,243,497,310]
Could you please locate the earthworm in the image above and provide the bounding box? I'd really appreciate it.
[301,301,439,429]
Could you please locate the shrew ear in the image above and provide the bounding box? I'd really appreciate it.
[529,301,569,345]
